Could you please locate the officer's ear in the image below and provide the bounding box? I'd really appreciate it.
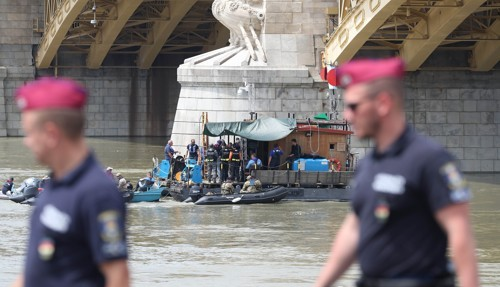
[42,121,63,149]
[375,91,392,117]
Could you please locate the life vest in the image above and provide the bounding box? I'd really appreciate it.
[205,148,216,161]
[231,148,240,161]
[221,148,231,161]
[271,148,281,160]
[187,144,198,158]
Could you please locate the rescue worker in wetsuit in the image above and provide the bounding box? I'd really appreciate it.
[205,144,218,183]
[314,57,478,287]
[2,177,14,195]
[268,143,283,170]
[229,143,242,182]
[220,143,231,182]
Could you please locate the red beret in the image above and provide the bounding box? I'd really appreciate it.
[15,77,87,112]
[337,57,405,89]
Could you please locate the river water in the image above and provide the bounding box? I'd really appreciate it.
[0,137,498,286]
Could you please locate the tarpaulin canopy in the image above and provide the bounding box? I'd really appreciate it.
[203,118,297,141]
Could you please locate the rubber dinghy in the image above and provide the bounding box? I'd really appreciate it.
[194,186,288,205]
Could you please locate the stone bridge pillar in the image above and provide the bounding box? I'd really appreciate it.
[0,67,7,136]
[172,0,330,151]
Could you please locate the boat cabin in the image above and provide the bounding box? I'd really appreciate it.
[203,117,353,172]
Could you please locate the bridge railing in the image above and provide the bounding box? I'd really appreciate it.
[255,170,354,187]
[44,0,65,26]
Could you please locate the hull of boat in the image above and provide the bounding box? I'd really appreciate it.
[130,187,164,203]
[194,186,288,205]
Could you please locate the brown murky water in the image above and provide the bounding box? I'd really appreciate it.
[0,138,498,286]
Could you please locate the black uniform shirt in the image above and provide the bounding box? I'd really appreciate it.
[24,153,128,287]
[352,125,470,278]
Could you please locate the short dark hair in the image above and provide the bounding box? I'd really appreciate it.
[291,139,297,143]
[35,110,85,140]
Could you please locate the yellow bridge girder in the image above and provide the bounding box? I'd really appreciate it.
[36,0,500,71]
[400,0,487,71]
[137,0,197,69]
[471,20,500,71]
[324,0,408,65]
[87,0,143,69]
[36,0,223,69]
[324,0,500,71]
[37,0,88,68]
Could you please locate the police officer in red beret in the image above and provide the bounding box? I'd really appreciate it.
[11,78,129,287]
[315,58,478,287]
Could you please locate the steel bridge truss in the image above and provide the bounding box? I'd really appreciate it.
[37,0,224,69]
[324,0,500,70]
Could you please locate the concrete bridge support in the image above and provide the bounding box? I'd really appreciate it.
[0,67,7,136]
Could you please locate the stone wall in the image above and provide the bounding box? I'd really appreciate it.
[0,0,41,136]
[32,67,180,137]
[0,1,179,138]
[349,70,500,172]
[263,0,331,68]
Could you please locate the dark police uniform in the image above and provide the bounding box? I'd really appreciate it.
[24,153,127,287]
[352,126,470,286]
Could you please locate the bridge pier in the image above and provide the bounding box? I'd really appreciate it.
[0,67,7,136]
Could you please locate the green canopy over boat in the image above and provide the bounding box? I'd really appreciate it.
[203,117,297,141]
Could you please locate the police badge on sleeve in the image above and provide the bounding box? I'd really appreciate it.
[440,162,471,203]
[98,210,127,257]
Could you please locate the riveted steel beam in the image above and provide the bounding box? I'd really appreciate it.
[471,19,500,71]
[137,0,196,69]
[400,0,487,71]
[37,0,88,68]
[87,0,143,69]
[324,0,407,65]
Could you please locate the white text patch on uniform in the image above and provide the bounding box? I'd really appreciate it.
[372,173,406,195]
[40,204,71,233]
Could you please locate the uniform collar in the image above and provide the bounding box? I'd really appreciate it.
[372,125,414,160]
[48,152,95,189]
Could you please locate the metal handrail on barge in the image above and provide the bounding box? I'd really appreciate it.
[254,170,354,188]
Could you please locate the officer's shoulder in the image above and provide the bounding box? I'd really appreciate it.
[408,132,453,163]
[83,168,120,195]
[412,132,446,152]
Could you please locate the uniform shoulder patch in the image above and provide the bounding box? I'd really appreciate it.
[98,210,122,243]
[440,162,471,203]
[98,210,127,257]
